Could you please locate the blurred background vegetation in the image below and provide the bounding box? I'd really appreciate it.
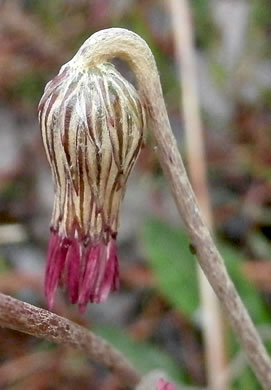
[1,0,271,389]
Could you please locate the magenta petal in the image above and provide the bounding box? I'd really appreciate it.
[91,243,107,302]
[45,233,58,289]
[77,240,120,312]
[45,233,70,310]
[44,231,60,304]
[44,230,120,312]
[78,245,100,312]
[156,378,177,390]
[66,238,80,303]
[99,239,119,302]
[111,240,119,291]
[47,230,58,261]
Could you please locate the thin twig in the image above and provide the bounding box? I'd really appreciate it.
[68,28,271,388]
[0,293,141,388]
[167,1,228,389]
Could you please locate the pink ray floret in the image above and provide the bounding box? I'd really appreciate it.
[156,378,177,390]
[45,229,119,312]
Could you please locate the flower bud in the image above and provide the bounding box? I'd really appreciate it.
[156,378,177,390]
[135,371,177,390]
[38,59,146,312]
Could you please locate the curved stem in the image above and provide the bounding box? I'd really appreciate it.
[68,28,271,388]
[0,293,140,388]
[167,1,227,388]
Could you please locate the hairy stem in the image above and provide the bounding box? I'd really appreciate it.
[167,1,228,388]
[67,27,271,388]
[0,293,140,388]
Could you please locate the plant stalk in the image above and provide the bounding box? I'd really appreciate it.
[68,27,271,389]
[167,1,228,389]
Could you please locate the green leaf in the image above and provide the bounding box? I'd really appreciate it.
[142,219,271,388]
[143,219,199,319]
[233,366,261,390]
[96,327,184,383]
[143,217,270,323]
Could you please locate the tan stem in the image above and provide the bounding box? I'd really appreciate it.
[0,293,140,388]
[68,27,271,389]
[167,1,228,389]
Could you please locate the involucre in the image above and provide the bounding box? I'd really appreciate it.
[38,57,146,312]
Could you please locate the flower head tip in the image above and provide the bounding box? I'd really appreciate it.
[156,378,177,390]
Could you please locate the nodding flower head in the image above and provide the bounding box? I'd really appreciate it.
[38,58,146,312]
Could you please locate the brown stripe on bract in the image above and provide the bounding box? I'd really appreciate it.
[99,150,113,219]
[103,154,118,224]
[62,104,72,165]
[111,73,139,114]
[104,83,122,170]
[107,169,123,228]
[62,94,79,194]
[43,93,62,186]
[77,126,85,229]
[38,68,68,113]
[49,107,63,189]
[123,129,144,187]
[95,118,103,188]
[84,88,97,146]
[112,93,124,167]
[90,87,103,149]
[97,74,108,109]
[83,130,98,196]
[139,102,147,144]
[85,194,95,241]
[124,112,134,161]
[59,176,69,234]
[101,73,115,125]
[39,98,52,168]
[126,136,144,179]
